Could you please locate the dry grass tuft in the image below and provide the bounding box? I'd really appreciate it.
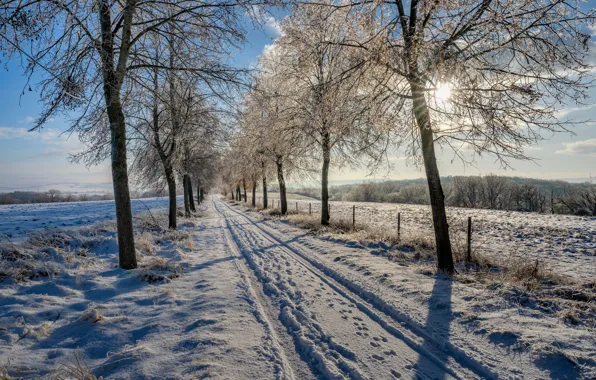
[135,232,155,256]
[49,350,101,380]
[137,257,182,283]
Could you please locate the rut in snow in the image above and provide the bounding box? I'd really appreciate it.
[214,198,498,380]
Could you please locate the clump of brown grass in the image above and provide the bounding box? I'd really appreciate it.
[137,257,182,283]
[135,232,155,256]
[49,350,101,380]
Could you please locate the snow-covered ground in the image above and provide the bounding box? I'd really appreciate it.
[263,198,596,283]
[0,197,182,242]
[1,196,594,378]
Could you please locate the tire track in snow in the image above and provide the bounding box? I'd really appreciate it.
[211,200,298,380]
[217,200,462,379]
[218,199,499,379]
[215,201,368,379]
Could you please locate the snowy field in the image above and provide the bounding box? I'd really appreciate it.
[264,197,596,283]
[0,196,594,379]
[0,196,182,242]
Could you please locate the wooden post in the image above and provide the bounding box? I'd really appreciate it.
[328,203,331,219]
[352,205,355,227]
[397,212,401,238]
[296,201,298,211]
[309,203,311,215]
[467,216,472,262]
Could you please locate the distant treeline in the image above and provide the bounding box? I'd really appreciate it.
[287,176,596,216]
[0,189,167,205]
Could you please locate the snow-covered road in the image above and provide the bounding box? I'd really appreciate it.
[214,198,498,379]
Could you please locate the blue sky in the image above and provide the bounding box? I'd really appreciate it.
[0,11,595,193]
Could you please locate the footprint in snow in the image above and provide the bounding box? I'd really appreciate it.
[372,354,385,361]
[370,341,381,348]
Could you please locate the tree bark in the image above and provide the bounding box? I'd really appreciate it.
[321,132,331,225]
[197,180,201,205]
[188,176,196,212]
[183,174,191,217]
[165,166,177,229]
[276,156,287,214]
[242,179,247,202]
[99,0,136,269]
[410,80,454,274]
[262,161,268,208]
[251,181,257,207]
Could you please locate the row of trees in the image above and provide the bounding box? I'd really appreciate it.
[324,176,596,216]
[0,0,252,268]
[0,190,113,205]
[222,1,594,273]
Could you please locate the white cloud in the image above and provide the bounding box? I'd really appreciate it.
[0,127,85,156]
[556,139,596,156]
[555,103,596,118]
[264,16,282,36]
[0,127,30,139]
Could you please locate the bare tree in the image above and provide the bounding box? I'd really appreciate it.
[47,189,60,203]
[342,0,595,272]
[260,3,395,224]
[1,0,257,269]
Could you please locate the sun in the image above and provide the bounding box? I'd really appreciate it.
[435,82,452,101]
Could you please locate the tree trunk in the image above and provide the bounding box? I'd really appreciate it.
[108,103,137,269]
[410,80,454,274]
[98,0,136,270]
[188,176,196,212]
[242,179,247,202]
[252,181,256,207]
[200,187,204,203]
[165,166,177,229]
[276,157,287,214]
[262,161,268,209]
[321,132,331,225]
[183,174,191,217]
[197,180,201,205]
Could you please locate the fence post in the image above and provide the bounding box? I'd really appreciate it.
[296,201,298,211]
[328,203,331,219]
[397,212,401,239]
[309,203,311,215]
[352,205,355,227]
[467,216,472,262]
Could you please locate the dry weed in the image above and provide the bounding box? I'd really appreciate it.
[137,257,182,283]
[49,350,101,380]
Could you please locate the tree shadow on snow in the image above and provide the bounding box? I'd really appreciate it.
[415,274,454,379]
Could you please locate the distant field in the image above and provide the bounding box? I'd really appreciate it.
[0,196,183,241]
